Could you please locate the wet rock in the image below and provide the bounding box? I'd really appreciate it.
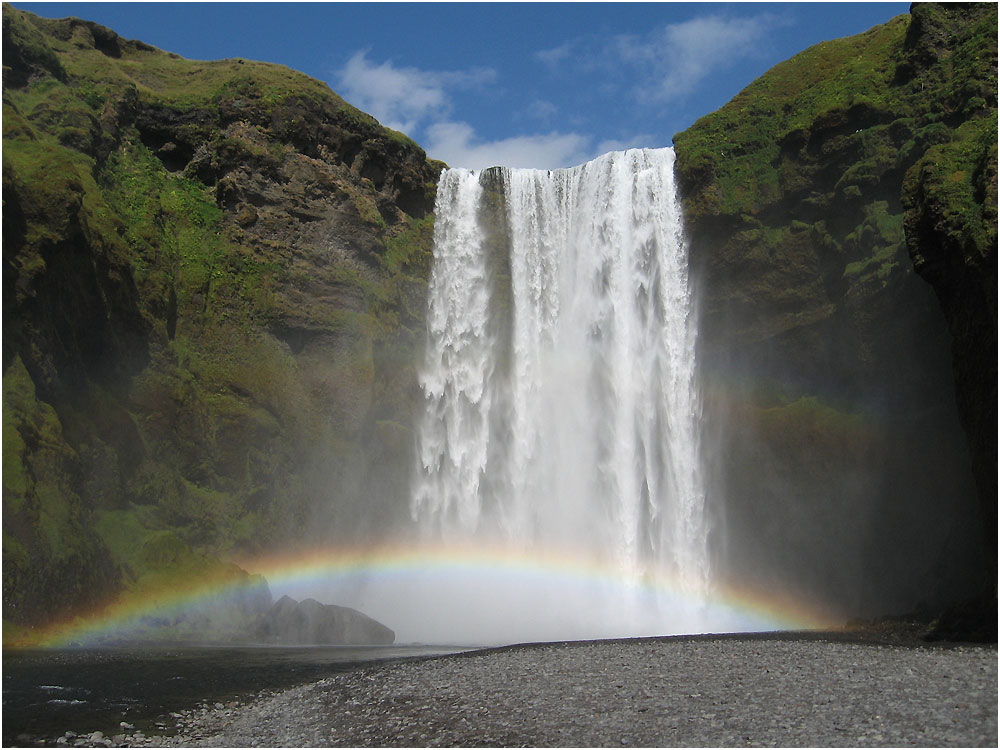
[254,594,394,645]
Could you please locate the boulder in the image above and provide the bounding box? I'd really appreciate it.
[255,595,394,645]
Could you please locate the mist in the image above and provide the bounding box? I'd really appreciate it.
[270,149,810,645]
[268,145,984,648]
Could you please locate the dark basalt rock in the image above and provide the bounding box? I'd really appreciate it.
[255,595,395,645]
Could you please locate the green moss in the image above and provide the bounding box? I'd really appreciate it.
[675,15,909,218]
[2,371,33,509]
[382,215,434,274]
[2,358,76,510]
[842,200,906,285]
[96,135,289,335]
[1,357,122,625]
[677,4,996,229]
[352,186,387,230]
[3,3,442,632]
[752,397,871,464]
[5,137,88,239]
[905,114,997,261]
[92,508,152,577]
[2,7,66,83]
[843,243,901,282]
[92,506,259,633]
[101,140,223,300]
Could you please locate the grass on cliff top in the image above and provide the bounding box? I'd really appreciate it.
[674,14,910,216]
[675,4,997,220]
[21,7,336,106]
[7,5,420,150]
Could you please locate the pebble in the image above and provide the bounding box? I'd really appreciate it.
[38,636,997,748]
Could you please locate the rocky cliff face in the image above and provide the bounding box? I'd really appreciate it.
[674,3,996,632]
[2,6,440,641]
[4,3,994,642]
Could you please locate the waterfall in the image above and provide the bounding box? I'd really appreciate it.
[409,148,711,639]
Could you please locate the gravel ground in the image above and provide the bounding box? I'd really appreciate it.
[104,634,998,748]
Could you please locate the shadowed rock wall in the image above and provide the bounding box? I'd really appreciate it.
[674,2,995,630]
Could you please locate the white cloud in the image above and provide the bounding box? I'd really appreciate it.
[334,49,669,170]
[424,121,594,170]
[527,98,559,122]
[335,53,598,170]
[536,12,781,106]
[619,14,780,102]
[535,41,574,68]
[335,52,494,136]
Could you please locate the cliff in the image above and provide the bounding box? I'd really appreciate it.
[3,3,995,642]
[2,5,440,641]
[674,2,996,635]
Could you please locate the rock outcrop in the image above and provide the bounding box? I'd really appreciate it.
[255,595,395,645]
[674,2,996,633]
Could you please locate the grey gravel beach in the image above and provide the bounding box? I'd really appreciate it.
[111,634,999,748]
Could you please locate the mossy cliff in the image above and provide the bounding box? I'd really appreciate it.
[3,2,995,643]
[2,5,441,642]
[675,2,996,633]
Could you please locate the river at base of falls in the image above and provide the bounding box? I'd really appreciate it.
[2,645,470,745]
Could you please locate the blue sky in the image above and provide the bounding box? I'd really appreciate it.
[17,2,911,168]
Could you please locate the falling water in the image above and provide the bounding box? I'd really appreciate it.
[404,148,712,642]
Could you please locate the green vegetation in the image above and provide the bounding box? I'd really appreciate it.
[675,3,996,623]
[2,5,440,642]
[676,16,908,215]
[675,4,996,309]
[754,396,869,450]
[2,357,118,627]
[841,200,905,286]
[9,0,991,640]
[93,508,253,596]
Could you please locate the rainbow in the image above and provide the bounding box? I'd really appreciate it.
[239,540,839,633]
[4,564,267,649]
[8,540,839,649]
